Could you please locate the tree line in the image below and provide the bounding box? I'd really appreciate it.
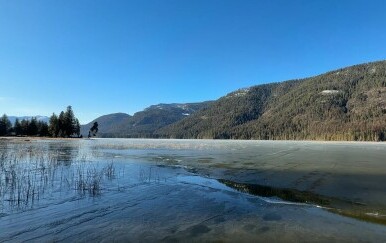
[158,61,386,141]
[0,106,81,138]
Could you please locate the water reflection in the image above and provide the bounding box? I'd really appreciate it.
[219,179,386,225]
[219,179,331,206]
[48,142,78,166]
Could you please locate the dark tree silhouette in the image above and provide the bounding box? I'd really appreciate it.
[48,106,80,137]
[0,114,12,136]
[89,122,99,138]
[14,118,22,136]
[48,113,59,137]
[0,106,80,138]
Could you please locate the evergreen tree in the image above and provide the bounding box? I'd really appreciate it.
[49,107,81,138]
[0,117,6,136]
[0,114,12,136]
[14,118,22,136]
[20,119,29,135]
[58,111,65,137]
[27,117,38,136]
[74,118,81,137]
[89,122,99,137]
[64,106,75,137]
[37,121,49,136]
[48,113,59,137]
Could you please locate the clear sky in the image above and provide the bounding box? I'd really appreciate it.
[1,0,386,124]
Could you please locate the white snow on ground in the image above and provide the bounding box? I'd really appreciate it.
[226,88,251,98]
[320,90,342,95]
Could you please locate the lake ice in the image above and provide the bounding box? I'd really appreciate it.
[1,138,386,242]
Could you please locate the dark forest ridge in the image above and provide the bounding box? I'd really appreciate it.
[82,60,386,141]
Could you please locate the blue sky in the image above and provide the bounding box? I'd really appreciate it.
[1,0,386,124]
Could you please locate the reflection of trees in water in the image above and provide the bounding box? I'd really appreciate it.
[48,142,79,166]
[1,141,82,166]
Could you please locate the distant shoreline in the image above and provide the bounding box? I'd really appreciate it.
[0,136,84,141]
[1,136,385,144]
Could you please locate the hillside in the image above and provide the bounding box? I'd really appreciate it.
[158,61,386,141]
[80,113,131,136]
[81,102,213,137]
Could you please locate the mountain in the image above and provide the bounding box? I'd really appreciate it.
[81,102,214,137]
[8,116,49,125]
[80,113,131,136]
[158,60,386,141]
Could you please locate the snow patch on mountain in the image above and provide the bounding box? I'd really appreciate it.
[226,88,251,98]
[320,90,342,95]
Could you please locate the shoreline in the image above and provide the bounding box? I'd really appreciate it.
[1,136,385,145]
[0,136,84,141]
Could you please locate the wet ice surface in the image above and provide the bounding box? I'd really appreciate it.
[1,138,386,242]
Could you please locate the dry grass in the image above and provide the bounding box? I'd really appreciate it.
[0,144,116,210]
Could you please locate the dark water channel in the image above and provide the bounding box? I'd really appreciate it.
[1,138,386,242]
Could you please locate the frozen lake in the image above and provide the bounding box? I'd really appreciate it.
[1,138,386,242]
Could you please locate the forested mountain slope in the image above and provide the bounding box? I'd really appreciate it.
[158,61,386,141]
[80,113,131,136]
[81,102,213,137]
